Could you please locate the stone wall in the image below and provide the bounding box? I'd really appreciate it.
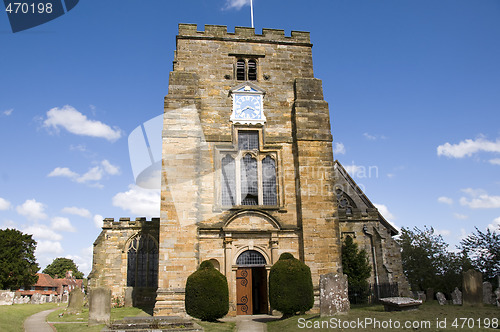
[89,217,159,304]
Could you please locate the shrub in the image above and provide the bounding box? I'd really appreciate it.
[268,253,314,318]
[185,260,229,321]
[342,236,371,304]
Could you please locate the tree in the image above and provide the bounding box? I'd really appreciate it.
[268,253,314,318]
[341,236,371,303]
[398,226,470,296]
[185,260,229,321]
[43,257,84,279]
[0,229,39,290]
[459,227,500,285]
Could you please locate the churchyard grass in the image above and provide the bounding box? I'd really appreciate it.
[47,306,149,332]
[267,302,500,332]
[0,303,59,332]
[196,320,236,332]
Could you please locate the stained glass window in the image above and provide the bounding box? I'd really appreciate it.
[127,234,158,288]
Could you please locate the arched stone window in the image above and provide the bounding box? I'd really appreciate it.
[235,59,258,81]
[241,154,258,205]
[221,155,236,206]
[262,155,277,206]
[247,60,257,81]
[127,234,158,288]
[335,188,357,215]
[236,250,266,266]
[236,59,246,81]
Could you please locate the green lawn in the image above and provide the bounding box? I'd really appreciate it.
[196,320,236,332]
[267,302,500,332]
[0,303,60,332]
[46,306,150,332]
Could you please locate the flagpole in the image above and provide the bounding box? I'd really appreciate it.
[250,0,254,28]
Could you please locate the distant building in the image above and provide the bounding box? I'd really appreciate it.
[17,271,84,298]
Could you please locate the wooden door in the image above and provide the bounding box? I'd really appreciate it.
[236,268,252,315]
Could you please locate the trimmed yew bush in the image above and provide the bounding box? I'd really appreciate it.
[185,260,229,321]
[268,253,314,317]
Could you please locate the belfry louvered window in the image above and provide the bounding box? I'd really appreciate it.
[236,59,257,81]
[127,234,158,288]
[220,130,278,207]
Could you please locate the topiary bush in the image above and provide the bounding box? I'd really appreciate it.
[268,253,314,318]
[185,260,229,321]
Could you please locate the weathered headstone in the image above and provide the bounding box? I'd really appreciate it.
[436,292,447,305]
[124,287,133,307]
[379,297,422,311]
[451,287,462,305]
[67,289,85,313]
[426,288,434,302]
[319,273,350,316]
[483,282,495,304]
[494,288,500,308]
[416,291,426,302]
[463,269,483,306]
[0,291,14,305]
[62,294,68,303]
[89,288,111,326]
[30,292,43,304]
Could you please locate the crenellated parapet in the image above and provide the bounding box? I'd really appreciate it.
[177,23,311,45]
[102,217,160,229]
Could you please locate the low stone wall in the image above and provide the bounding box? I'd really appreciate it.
[0,290,67,305]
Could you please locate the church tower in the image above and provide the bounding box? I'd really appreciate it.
[154,24,342,316]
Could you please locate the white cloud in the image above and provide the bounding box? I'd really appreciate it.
[47,160,120,186]
[43,105,122,142]
[48,167,79,179]
[61,206,91,218]
[437,196,453,205]
[101,160,120,175]
[344,164,363,177]
[1,220,16,229]
[36,240,64,255]
[0,197,11,210]
[112,185,160,217]
[333,142,346,155]
[2,109,13,116]
[64,246,93,276]
[93,214,103,228]
[488,217,500,233]
[224,0,250,10]
[374,203,395,222]
[460,191,500,209]
[51,217,76,232]
[363,133,377,140]
[437,136,500,158]
[461,188,487,197]
[16,199,48,221]
[23,224,62,241]
[453,213,468,220]
[489,158,500,165]
[435,229,451,236]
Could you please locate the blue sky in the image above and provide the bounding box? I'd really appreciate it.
[1,0,499,276]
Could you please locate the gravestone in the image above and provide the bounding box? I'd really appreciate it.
[379,297,422,311]
[494,288,500,308]
[483,282,495,304]
[426,288,434,302]
[67,289,85,313]
[415,291,426,302]
[89,288,111,326]
[436,292,447,305]
[62,294,68,303]
[463,269,483,306]
[0,291,14,305]
[30,292,43,304]
[319,273,350,316]
[124,287,133,307]
[451,287,462,305]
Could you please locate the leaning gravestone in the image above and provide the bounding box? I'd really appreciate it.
[88,288,111,326]
[0,291,14,305]
[426,288,434,302]
[463,269,483,306]
[319,273,350,316]
[67,289,85,313]
[436,292,447,305]
[451,287,462,305]
[483,282,495,304]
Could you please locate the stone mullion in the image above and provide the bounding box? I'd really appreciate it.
[235,153,242,205]
[257,155,263,205]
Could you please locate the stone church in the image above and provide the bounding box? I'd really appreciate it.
[89,24,409,316]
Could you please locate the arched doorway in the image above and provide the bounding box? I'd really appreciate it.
[235,250,268,315]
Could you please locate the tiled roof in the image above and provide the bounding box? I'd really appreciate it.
[34,273,58,287]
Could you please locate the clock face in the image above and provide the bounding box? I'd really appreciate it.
[234,95,262,120]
